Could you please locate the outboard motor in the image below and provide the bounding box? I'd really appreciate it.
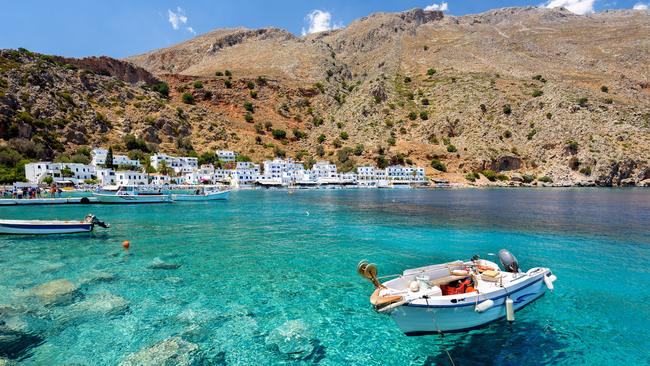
[85,214,110,228]
[498,249,520,273]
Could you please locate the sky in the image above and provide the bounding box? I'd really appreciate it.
[1,0,648,58]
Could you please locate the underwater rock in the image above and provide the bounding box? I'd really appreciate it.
[119,337,199,366]
[79,271,117,285]
[148,258,181,270]
[27,279,79,306]
[265,320,315,360]
[69,293,129,317]
[0,326,43,360]
[0,358,17,366]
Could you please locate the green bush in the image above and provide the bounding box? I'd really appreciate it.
[465,173,477,182]
[224,80,232,88]
[481,169,497,181]
[333,138,342,148]
[600,85,608,93]
[250,90,258,99]
[419,111,428,120]
[182,93,194,104]
[215,71,223,76]
[532,89,543,97]
[317,134,326,143]
[316,145,325,157]
[446,144,457,153]
[293,129,307,140]
[387,137,396,146]
[538,176,553,183]
[579,166,592,176]
[151,82,169,97]
[502,104,512,115]
[244,101,254,113]
[193,81,203,89]
[340,131,349,140]
[426,68,436,76]
[244,113,254,123]
[522,174,535,183]
[546,112,552,119]
[503,130,512,138]
[375,155,388,169]
[496,174,509,181]
[408,111,417,121]
[527,129,537,140]
[354,144,364,156]
[224,70,232,77]
[421,98,429,106]
[569,157,580,170]
[272,129,287,140]
[431,159,447,172]
[566,140,579,153]
[577,97,588,107]
[246,81,255,90]
[404,76,412,83]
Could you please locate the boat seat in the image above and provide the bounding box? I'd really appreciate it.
[370,288,403,306]
[428,275,468,287]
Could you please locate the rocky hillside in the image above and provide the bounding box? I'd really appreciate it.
[2,7,649,186]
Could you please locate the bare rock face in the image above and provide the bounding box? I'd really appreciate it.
[119,337,199,366]
[489,155,523,172]
[52,56,160,85]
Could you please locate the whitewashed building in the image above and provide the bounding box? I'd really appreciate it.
[95,168,116,186]
[115,170,148,186]
[150,153,198,174]
[91,148,141,168]
[231,162,260,186]
[24,162,95,184]
[311,161,339,184]
[386,166,426,183]
[216,150,237,163]
[149,174,172,186]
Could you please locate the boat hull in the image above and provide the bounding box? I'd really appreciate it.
[391,272,548,335]
[0,221,93,235]
[93,193,172,204]
[171,190,230,201]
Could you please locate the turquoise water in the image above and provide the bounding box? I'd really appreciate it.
[0,189,649,365]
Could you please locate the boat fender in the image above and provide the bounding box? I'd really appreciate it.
[544,274,556,291]
[409,280,420,292]
[475,299,495,313]
[451,269,470,276]
[505,297,515,321]
[377,299,409,313]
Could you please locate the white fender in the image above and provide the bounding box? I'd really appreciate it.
[505,297,515,321]
[475,299,495,313]
[377,299,409,313]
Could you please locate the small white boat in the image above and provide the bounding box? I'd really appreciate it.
[93,185,172,204]
[171,189,230,201]
[0,214,109,235]
[358,249,556,335]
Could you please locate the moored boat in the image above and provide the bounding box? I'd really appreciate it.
[171,188,230,201]
[0,214,109,235]
[93,185,172,204]
[358,249,556,335]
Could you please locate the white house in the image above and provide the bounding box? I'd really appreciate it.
[216,150,237,162]
[91,148,141,168]
[311,161,338,184]
[150,153,198,174]
[385,166,426,183]
[24,162,95,184]
[115,170,148,186]
[231,162,260,186]
[95,168,116,186]
[149,174,172,186]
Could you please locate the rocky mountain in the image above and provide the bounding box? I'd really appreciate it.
[1,7,649,186]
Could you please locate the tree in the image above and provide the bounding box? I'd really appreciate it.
[105,147,115,169]
[244,101,254,113]
[272,129,287,140]
[193,81,203,89]
[43,176,54,184]
[159,160,170,175]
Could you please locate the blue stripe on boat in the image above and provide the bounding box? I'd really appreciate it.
[0,223,91,230]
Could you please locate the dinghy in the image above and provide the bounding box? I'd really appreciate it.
[0,214,109,235]
[171,188,230,201]
[358,249,556,335]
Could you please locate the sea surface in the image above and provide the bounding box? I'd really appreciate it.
[0,188,649,365]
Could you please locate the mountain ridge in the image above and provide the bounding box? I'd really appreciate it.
[1,6,649,186]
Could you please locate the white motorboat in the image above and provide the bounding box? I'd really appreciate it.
[93,185,172,204]
[0,214,109,235]
[171,189,230,201]
[358,249,556,335]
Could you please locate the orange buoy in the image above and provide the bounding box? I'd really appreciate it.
[122,240,130,249]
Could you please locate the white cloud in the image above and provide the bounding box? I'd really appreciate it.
[186,27,196,35]
[633,2,649,10]
[424,2,449,12]
[301,10,342,36]
[168,7,188,30]
[545,0,596,15]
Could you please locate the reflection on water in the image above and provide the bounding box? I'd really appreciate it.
[0,189,648,365]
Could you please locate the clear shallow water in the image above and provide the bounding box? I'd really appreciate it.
[0,188,649,365]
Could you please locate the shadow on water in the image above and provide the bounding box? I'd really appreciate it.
[419,320,572,366]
